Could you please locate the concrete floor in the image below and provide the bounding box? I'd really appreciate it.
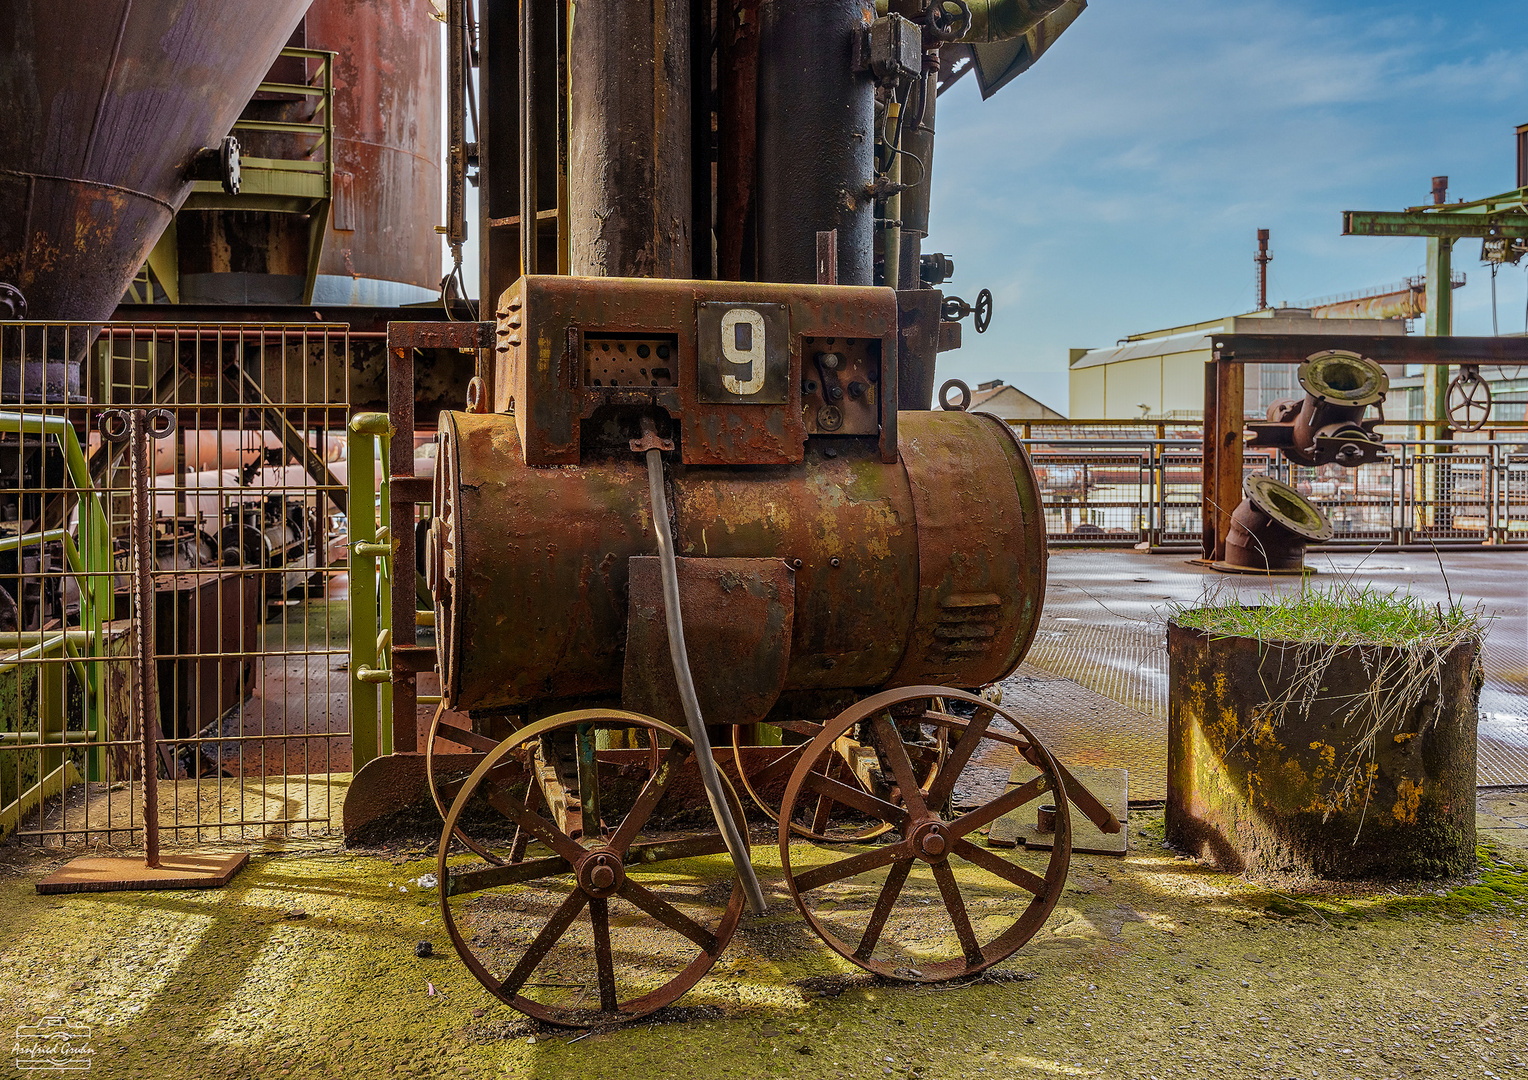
[0,800,1524,1079]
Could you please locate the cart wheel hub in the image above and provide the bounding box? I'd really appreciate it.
[579,850,624,897]
[911,820,948,861]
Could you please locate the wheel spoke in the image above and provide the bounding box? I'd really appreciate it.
[947,775,1049,838]
[608,742,692,854]
[793,839,912,893]
[447,854,572,896]
[854,858,913,960]
[480,778,586,864]
[590,897,618,1013]
[924,708,994,809]
[498,889,588,998]
[509,779,541,862]
[871,714,928,819]
[931,859,984,968]
[800,768,909,826]
[949,836,1047,895]
[435,721,503,754]
[617,880,717,953]
[924,710,1030,752]
[749,741,812,790]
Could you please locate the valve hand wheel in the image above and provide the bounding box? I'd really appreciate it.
[439,710,746,1027]
[974,288,993,334]
[779,686,1071,982]
[1446,366,1491,432]
[925,0,973,42]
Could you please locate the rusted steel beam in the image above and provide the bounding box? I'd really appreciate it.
[385,322,493,350]
[1212,333,1528,365]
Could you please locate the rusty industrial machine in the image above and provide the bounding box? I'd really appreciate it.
[337,0,1120,1026]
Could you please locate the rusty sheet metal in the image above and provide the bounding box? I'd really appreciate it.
[0,1,310,321]
[434,408,1046,712]
[622,557,794,729]
[493,275,899,467]
[1166,623,1479,878]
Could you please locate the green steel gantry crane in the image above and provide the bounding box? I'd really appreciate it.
[1343,175,1528,436]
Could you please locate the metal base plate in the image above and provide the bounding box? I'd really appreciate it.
[1201,559,1315,576]
[988,764,1129,856]
[36,853,248,895]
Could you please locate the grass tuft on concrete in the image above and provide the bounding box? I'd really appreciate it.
[1170,581,1485,651]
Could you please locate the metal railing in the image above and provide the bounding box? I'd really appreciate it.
[1014,427,1528,548]
[0,321,350,848]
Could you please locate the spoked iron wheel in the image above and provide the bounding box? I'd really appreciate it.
[732,715,946,842]
[779,686,1071,982]
[428,703,523,865]
[428,706,662,865]
[438,710,745,1027]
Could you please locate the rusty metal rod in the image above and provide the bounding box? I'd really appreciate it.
[644,447,767,914]
[107,408,176,869]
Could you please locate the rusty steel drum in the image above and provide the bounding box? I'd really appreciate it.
[0,1,310,321]
[430,409,1047,713]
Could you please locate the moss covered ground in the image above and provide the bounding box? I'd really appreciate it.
[0,795,1525,1079]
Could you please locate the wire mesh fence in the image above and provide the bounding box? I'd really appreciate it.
[0,321,350,849]
[1016,429,1528,548]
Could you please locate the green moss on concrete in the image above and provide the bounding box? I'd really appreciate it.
[3,807,1527,1079]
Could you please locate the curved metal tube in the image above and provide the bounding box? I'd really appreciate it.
[645,448,768,915]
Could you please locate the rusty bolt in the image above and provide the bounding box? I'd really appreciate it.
[848,381,866,399]
[920,833,946,858]
[827,385,844,403]
[817,351,842,371]
[589,863,615,890]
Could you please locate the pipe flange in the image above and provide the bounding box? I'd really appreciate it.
[1297,350,1388,408]
[1243,474,1333,542]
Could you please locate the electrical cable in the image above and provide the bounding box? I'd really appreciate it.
[645,447,768,916]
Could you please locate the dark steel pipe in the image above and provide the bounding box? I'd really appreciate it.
[757,0,876,285]
[568,0,692,278]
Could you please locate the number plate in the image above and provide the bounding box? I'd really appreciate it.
[696,302,790,404]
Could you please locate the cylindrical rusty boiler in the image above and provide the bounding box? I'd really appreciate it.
[432,409,1046,713]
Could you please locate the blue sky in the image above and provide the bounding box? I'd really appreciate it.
[930,0,1528,412]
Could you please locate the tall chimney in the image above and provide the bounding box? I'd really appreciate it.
[1432,176,1448,205]
[1255,229,1271,311]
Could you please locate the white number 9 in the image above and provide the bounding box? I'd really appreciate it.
[720,308,766,396]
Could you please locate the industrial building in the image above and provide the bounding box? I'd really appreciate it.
[1068,306,1407,420]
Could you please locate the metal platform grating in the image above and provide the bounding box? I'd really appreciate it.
[1020,550,1528,789]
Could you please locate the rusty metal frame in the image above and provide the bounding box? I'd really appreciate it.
[1201,334,1528,562]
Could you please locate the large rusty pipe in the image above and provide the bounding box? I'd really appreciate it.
[757,0,876,285]
[433,409,1047,712]
[568,0,692,278]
